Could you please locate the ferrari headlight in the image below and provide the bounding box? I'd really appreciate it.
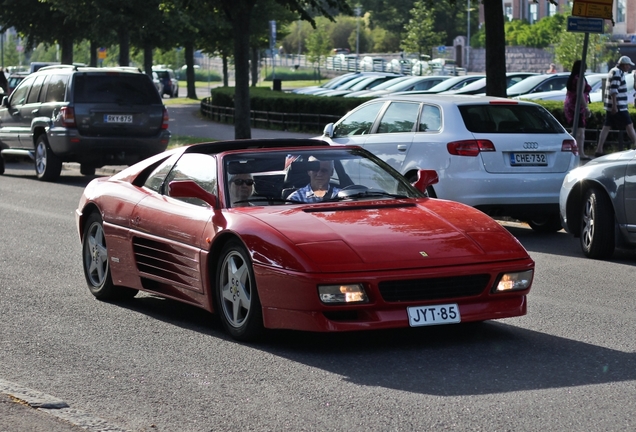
[318,284,368,304]
[493,270,533,293]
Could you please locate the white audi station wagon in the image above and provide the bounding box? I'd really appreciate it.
[320,94,579,232]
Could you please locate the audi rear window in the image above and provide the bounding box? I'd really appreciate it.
[459,104,565,134]
[73,74,162,104]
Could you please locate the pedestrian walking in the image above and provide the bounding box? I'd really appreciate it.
[595,56,636,157]
[564,60,591,159]
[0,68,8,95]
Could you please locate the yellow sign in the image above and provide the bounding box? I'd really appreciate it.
[572,0,613,20]
[98,49,107,60]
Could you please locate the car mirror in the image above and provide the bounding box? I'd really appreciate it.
[323,123,334,137]
[2,96,9,108]
[168,180,217,208]
[412,169,439,193]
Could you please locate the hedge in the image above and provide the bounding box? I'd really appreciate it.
[208,87,636,132]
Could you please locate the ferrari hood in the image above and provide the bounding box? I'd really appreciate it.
[252,200,529,272]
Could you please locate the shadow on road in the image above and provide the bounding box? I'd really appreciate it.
[108,292,636,397]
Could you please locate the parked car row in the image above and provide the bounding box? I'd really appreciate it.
[292,71,565,99]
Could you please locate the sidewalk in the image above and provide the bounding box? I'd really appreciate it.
[167,103,316,141]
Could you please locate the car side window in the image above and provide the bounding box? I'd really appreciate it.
[333,102,385,137]
[165,153,217,206]
[419,104,442,132]
[9,75,35,107]
[26,75,47,104]
[377,102,419,134]
[44,75,68,102]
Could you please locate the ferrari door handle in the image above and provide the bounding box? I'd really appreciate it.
[31,109,39,115]
[132,216,140,226]
[397,144,408,152]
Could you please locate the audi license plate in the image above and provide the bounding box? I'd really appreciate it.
[510,152,547,166]
[104,114,133,123]
[407,303,461,327]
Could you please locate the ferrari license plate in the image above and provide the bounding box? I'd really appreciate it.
[510,152,547,166]
[407,303,461,327]
[104,114,133,123]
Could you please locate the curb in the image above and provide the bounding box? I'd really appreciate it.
[0,379,129,432]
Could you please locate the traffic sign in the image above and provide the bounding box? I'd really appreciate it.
[437,46,446,53]
[567,16,605,33]
[572,0,613,20]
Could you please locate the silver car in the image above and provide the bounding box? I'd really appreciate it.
[320,94,579,232]
[560,150,636,259]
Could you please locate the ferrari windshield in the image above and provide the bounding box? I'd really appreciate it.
[223,147,422,207]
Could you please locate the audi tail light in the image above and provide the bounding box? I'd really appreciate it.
[60,106,76,128]
[447,140,496,156]
[561,139,578,155]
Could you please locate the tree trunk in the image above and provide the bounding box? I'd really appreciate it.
[185,43,197,100]
[483,0,507,97]
[222,53,229,87]
[143,43,153,75]
[60,36,73,65]
[89,41,97,67]
[118,28,130,67]
[231,9,253,139]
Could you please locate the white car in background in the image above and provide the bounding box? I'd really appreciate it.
[320,94,579,232]
[516,72,635,104]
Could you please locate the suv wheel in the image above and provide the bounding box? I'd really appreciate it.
[35,135,62,181]
[0,155,4,175]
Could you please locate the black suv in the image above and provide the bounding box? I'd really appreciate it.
[0,65,171,181]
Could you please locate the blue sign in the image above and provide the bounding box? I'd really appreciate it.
[437,46,446,53]
[567,16,604,33]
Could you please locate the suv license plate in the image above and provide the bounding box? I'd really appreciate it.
[510,152,547,166]
[104,114,133,123]
[407,303,461,327]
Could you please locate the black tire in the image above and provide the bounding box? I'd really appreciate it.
[34,134,62,181]
[0,155,4,175]
[82,212,138,300]
[215,239,263,341]
[580,187,615,259]
[527,214,563,233]
[80,164,96,176]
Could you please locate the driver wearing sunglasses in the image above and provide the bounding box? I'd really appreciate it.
[229,173,255,207]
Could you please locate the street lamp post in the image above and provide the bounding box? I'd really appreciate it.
[466,0,471,71]
[355,5,361,71]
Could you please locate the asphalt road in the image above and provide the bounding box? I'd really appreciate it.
[2,135,636,430]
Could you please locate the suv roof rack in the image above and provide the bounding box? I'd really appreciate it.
[37,64,78,72]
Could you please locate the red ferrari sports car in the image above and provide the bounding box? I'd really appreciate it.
[76,139,534,341]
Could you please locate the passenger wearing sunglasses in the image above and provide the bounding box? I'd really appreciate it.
[229,173,255,207]
[287,158,341,203]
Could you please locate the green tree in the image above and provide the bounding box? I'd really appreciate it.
[218,0,350,139]
[401,0,445,58]
[554,31,616,72]
[306,18,332,77]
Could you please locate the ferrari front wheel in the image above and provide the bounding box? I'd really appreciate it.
[216,240,263,341]
[82,212,138,300]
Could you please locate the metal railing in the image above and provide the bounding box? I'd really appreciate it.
[200,98,341,133]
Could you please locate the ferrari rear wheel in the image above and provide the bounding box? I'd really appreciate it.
[580,187,615,259]
[82,212,138,300]
[216,240,263,341]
